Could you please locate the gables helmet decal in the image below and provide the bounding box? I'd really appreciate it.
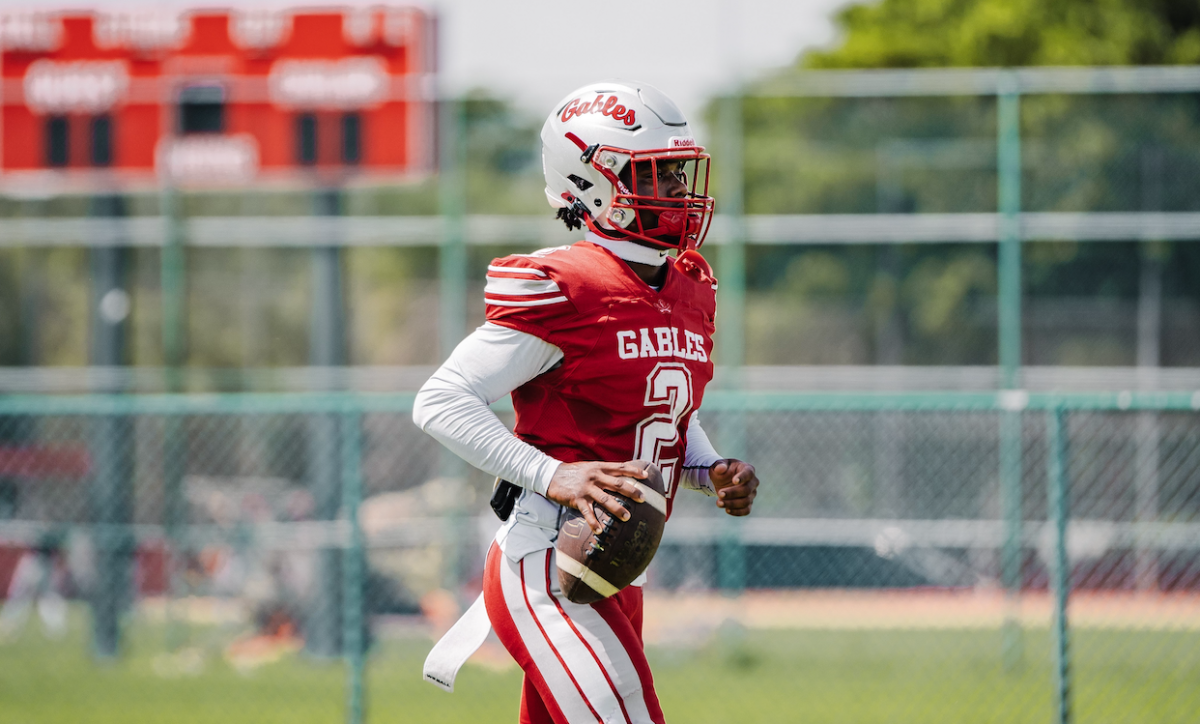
[559,93,638,128]
[541,80,715,252]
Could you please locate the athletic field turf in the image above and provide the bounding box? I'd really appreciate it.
[0,603,1196,724]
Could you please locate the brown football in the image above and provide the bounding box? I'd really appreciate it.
[555,460,668,605]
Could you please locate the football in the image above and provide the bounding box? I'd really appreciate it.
[555,460,668,605]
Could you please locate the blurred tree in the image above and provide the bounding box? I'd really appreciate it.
[0,91,545,380]
[461,91,545,215]
[726,0,1200,366]
[0,251,20,366]
[807,0,1200,68]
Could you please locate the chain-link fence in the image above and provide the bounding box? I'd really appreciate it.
[4,70,1200,383]
[0,391,1196,723]
[3,63,1199,724]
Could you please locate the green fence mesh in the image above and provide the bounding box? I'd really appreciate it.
[0,393,1196,723]
[3,66,1200,724]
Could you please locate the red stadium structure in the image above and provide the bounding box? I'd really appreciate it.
[0,6,436,601]
[0,6,435,190]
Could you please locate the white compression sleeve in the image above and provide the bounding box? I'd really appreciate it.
[679,413,723,496]
[413,323,565,495]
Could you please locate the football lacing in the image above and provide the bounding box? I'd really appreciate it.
[587,495,628,558]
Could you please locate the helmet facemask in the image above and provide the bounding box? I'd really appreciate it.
[573,143,713,252]
[605,148,713,252]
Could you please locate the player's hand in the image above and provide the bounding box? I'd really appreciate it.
[546,461,648,534]
[710,459,758,517]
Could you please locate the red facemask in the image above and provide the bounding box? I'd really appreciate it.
[562,135,715,252]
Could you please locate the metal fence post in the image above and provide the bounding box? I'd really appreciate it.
[716,94,746,385]
[160,184,188,651]
[436,92,475,599]
[341,410,366,724]
[437,95,471,595]
[997,80,1022,389]
[1134,281,1163,590]
[1135,150,1165,591]
[161,186,187,387]
[1046,406,1072,724]
[88,193,134,660]
[997,75,1025,669]
[307,188,347,658]
[438,95,467,363]
[715,93,746,594]
[999,410,1023,668]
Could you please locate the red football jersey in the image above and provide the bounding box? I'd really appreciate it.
[485,241,718,515]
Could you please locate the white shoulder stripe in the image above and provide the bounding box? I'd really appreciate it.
[487,264,547,277]
[485,276,561,296]
[485,295,568,307]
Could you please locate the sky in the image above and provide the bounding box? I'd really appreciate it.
[427,0,856,116]
[0,0,859,123]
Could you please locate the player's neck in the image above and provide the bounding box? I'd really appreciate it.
[626,259,668,287]
[584,231,669,287]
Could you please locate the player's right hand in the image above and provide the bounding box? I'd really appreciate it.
[546,461,648,535]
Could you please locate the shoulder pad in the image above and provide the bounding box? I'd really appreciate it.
[674,250,718,289]
[485,254,569,310]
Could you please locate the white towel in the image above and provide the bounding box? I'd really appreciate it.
[422,592,492,692]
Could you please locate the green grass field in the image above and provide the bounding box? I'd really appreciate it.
[1,614,1196,724]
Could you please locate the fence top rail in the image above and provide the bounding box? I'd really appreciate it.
[5,364,1200,395]
[749,65,1200,98]
[5,212,1200,248]
[703,390,1200,412]
[0,392,417,416]
[0,389,1197,415]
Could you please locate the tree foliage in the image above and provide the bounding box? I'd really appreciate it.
[806,0,1200,68]
[727,0,1200,366]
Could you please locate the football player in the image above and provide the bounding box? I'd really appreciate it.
[416,80,759,724]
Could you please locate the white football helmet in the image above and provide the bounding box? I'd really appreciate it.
[541,80,714,252]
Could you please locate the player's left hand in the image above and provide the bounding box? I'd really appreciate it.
[709,459,758,516]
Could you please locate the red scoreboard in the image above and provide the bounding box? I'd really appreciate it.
[0,6,435,189]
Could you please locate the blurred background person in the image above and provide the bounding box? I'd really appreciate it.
[0,530,70,641]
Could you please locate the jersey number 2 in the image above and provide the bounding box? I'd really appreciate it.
[633,362,693,497]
